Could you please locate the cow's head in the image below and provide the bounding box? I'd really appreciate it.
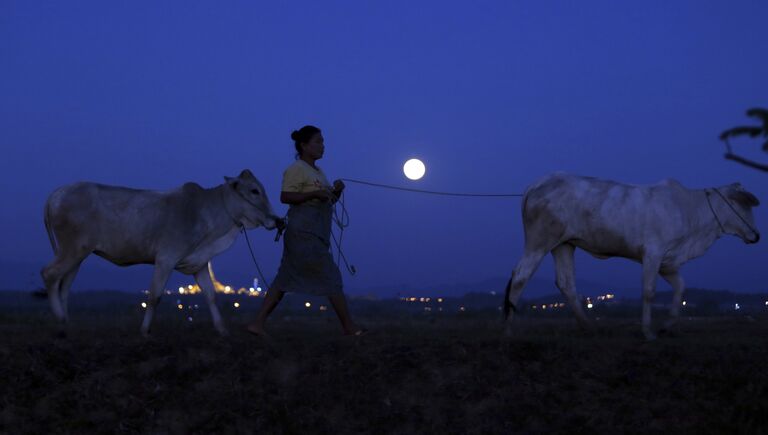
[718,183,760,244]
[224,169,281,230]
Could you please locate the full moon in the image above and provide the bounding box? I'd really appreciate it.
[403,158,426,180]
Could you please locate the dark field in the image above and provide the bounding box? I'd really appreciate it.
[2,292,768,434]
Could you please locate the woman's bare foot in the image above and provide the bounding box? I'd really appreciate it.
[343,326,368,336]
[245,323,270,338]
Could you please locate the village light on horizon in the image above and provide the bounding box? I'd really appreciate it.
[403,158,426,180]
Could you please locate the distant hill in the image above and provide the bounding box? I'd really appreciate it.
[520,288,768,314]
[351,276,619,299]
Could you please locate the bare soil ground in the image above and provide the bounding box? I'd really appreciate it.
[1,294,768,434]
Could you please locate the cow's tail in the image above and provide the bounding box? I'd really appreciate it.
[44,196,58,255]
[503,275,516,320]
[36,196,58,301]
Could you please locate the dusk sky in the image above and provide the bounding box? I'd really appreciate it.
[1,1,766,297]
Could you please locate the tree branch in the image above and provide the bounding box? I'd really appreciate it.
[724,152,768,172]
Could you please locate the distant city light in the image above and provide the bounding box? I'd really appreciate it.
[305,302,311,308]
[141,302,147,308]
[319,305,328,311]
[437,298,443,303]
[177,304,183,310]
[587,303,594,309]
[735,303,741,310]
[682,301,687,306]
[459,306,466,312]
[233,302,240,308]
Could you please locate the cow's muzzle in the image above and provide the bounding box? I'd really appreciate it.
[747,232,760,244]
[262,215,283,231]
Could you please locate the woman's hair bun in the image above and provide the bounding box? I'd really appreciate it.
[290,130,300,141]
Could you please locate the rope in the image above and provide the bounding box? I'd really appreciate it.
[340,178,524,197]
[240,178,525,284]
[241,224,271,293]
[331,191,356,275]
[710,188,761,238]
[705,191,726,233]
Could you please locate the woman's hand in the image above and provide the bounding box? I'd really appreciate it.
[312,189,335,202]
[332,179,345,194]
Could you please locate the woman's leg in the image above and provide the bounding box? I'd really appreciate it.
[247,288,285,334]
[328,294,361,334]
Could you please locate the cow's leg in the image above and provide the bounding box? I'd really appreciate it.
[58,262,83,323]
[195,266,228,336]
[41,250,87,326]
[641,256,662,341]
[504,247,548,334]
[660,271,685,332]
[552,244,591,328]
[41,259,66,323]
[140,264,174,337]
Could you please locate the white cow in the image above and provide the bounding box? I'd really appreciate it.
[41,169,281,336]
[504,173,760,340]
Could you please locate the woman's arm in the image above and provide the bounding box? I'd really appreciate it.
[280,190,333,205]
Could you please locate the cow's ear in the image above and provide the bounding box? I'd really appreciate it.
[728,190,760,207]
[224,176,239,190]
[239,169,254,179]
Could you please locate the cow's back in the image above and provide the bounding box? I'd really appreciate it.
[47,182,197,264]
[522,173,693,259]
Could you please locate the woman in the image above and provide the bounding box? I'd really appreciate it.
[247,125,366,336]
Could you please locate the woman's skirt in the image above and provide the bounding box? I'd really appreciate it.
[270,202,343,296]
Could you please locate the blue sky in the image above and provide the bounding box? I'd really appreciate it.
[1,1,766,296]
